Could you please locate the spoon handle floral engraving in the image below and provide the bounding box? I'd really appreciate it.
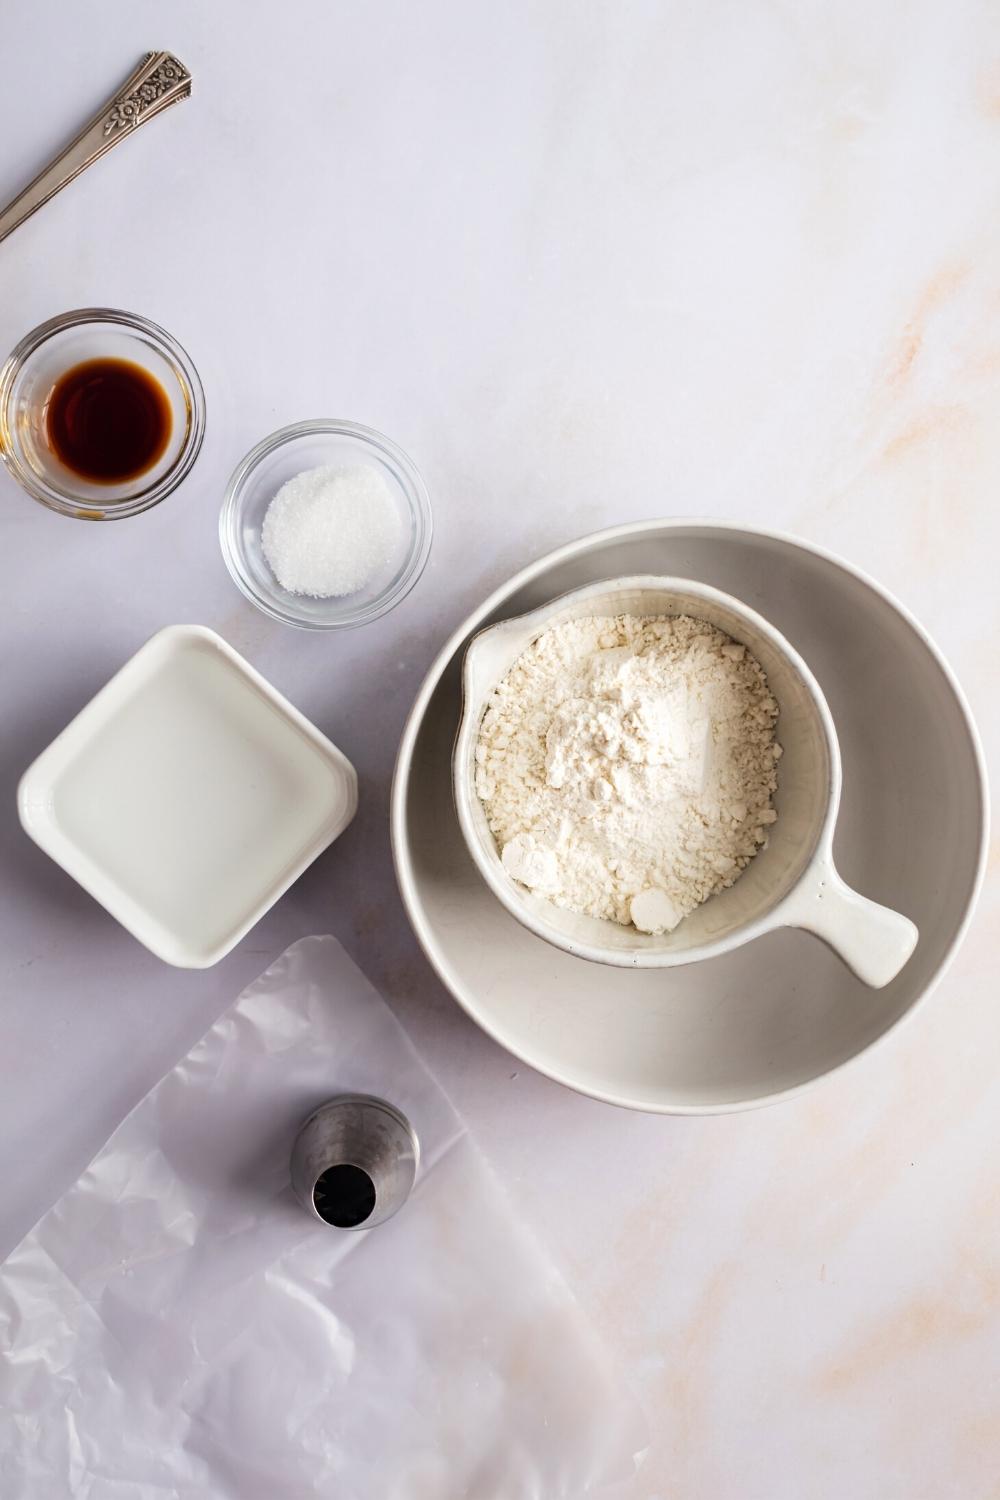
[0,52,191,246]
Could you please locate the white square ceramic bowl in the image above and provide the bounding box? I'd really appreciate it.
[18,625,357,967]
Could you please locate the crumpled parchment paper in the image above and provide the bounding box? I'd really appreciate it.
[0,936,646,1498]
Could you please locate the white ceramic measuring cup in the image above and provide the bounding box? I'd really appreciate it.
[453,576,919,988]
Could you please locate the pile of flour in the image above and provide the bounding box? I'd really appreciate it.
[474,613,781,933]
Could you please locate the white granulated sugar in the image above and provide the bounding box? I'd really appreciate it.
[475,614,781,933]
[261,463,403,598]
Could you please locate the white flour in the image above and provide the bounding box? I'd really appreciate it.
[474,613,781,933]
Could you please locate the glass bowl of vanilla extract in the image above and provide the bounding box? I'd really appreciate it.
[0,308,206,519]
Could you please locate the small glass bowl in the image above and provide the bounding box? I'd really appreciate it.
[219,420,433,630]
[0,307,206,520]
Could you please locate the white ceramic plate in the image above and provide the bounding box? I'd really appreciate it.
[19,625,358,968]
[392,522,988,1113]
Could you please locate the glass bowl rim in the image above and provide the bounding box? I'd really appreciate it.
[218,418,434,631]
[0,306,207,520]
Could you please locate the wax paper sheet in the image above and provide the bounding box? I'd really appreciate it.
[0,936,646,1498]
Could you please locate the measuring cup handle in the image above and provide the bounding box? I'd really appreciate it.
[786,864,918,989]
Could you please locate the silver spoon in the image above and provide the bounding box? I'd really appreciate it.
[0,52,191,246]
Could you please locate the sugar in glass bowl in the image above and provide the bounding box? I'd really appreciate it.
[219,419,433,630]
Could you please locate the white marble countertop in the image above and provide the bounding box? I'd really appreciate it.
[1,4,997,1495]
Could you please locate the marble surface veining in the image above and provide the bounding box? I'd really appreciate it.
[0,3,997,1496]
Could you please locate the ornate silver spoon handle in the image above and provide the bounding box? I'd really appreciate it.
[0,52,191,246]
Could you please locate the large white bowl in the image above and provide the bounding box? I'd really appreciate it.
[453,575,918,987]
[391,522,988,1113]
